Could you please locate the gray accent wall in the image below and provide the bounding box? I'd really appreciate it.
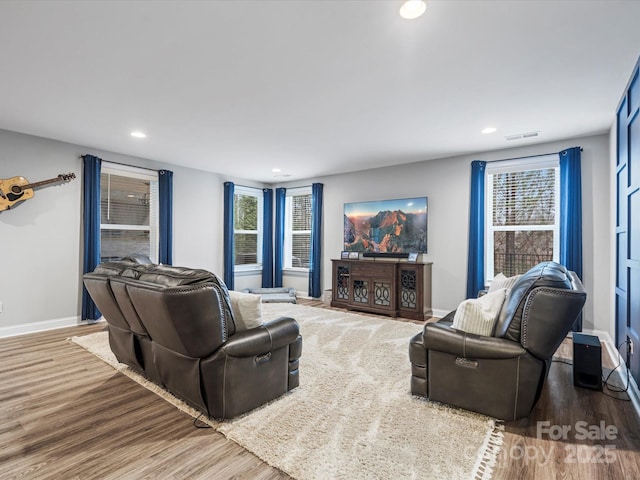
[0,129,227,336]
[0,128,612,341]
[281,133,611,337]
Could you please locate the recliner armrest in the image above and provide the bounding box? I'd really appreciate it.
[222,317,300,357]
[422,322,526,359]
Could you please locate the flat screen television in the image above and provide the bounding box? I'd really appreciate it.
[343,196,428,254]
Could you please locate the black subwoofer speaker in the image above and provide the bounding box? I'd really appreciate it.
[572,333,602,391]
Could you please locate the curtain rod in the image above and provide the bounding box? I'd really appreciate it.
[231,184,313,192]
[80,155,161,173]
[229,182,311,190]
[230,183,272,191]
[485,147,583,163]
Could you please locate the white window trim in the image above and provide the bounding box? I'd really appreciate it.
[284,186,312,273]
[102,163,158,181]
[283,268,309,278]
[234,186,263,273]
[100,162,159,263]
[485,154,560,284]
[101,224,151,231]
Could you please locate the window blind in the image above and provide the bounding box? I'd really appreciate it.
[291,194,312,268]
[99,167,159,262]
[233,187,263,267]
[486,155,560,279]
[491,168,557,227]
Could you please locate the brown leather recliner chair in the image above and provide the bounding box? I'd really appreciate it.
[83,262,302,420]
[409,261,586,421]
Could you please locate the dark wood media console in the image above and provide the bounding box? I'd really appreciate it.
[331,259,432,321]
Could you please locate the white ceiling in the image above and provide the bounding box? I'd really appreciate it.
[1,0,639,183]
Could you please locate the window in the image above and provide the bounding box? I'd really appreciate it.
[234,186,263,270]
[100,163,159,262]
[485,155,559,282]
[285,187,312,270]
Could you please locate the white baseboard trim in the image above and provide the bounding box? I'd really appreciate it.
[578,328,640,420]
[0,316,99,339]
[431,308,450,319]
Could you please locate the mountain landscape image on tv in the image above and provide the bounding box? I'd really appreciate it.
[343,197,428,254]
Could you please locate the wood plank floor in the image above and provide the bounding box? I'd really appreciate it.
[1,301,639,479]
[0,323,288,480]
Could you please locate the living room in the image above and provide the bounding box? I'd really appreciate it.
[1,1,640,479]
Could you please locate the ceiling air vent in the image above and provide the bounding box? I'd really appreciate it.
[505,131,540,141]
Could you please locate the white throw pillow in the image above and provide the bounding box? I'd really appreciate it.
[452,288,507,336]
[488,273,522,293]
[228,291,264,331]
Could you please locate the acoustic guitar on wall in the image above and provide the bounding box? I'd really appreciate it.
[0,172,76,212]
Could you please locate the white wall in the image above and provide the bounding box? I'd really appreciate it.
[0,129,228,336]
[281,133,612,334]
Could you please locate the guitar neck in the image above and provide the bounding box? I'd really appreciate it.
[24,177,68,190]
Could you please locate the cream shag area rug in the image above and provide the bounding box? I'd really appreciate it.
[72,303,503,480]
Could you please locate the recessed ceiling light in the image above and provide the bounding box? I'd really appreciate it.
[399,0,427,20]
[272,168,281,173]
[482,127,497,134]
[130,131,146,138]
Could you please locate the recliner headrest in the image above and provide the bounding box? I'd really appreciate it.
[494,261,572,341]
[137,265,218,286]
[92,261,139,276]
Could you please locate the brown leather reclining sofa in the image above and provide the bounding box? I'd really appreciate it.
[83,261,302,419]
[409,261,586,421]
